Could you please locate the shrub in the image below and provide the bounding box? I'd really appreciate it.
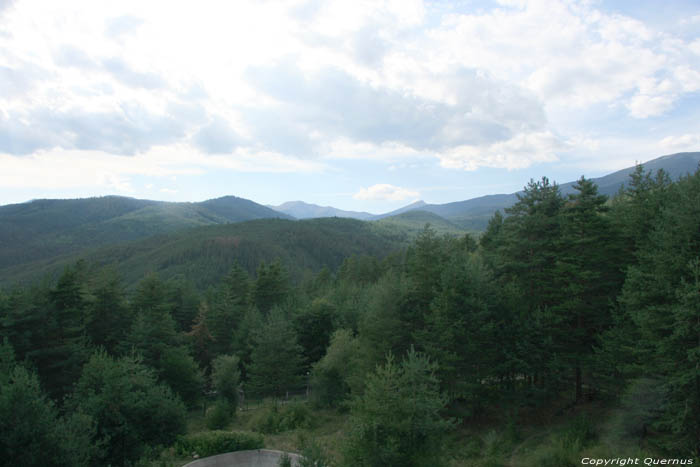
[174,430,263,458]
[205,400,233,430]
[561,415,596,448]
[299,439,333,467]
[249,401,314,434]
[278,452,293,467]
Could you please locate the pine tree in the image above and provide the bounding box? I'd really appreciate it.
[247,308,304,398]
[253,261,290,314]
[555,177,624,402]
[343,348,454,467]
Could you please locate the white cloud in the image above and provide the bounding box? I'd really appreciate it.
[353,184,419,201]
[627,94,675,119]
[659,134,700,151]
[0,144,324,191]
[1,0,700,204]
[437,131,563,171]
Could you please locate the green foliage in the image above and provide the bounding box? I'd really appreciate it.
[278,452,293,467]
[311,329,366,408]
[249,401,314,434]
[620,168,700,453]
[159,345,205,407]
[299,438,333,467]
[69,351,187,467]
[1,217,401,290]
[174,430,264,458]
[294,298,336,367]
[343,348,454,467]
[0,343,95,467]
[247,308,304,398]
[212,354,241,408]
[85,268,131,354]
[205,400,233,430]
[253,260,290,314]
[419,252,494,402]
[534,415,596,467]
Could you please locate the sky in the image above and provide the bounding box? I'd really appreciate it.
[1,0,699,213]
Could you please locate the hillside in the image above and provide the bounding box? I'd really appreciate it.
[372,210,468,238]
[392,151,700,230]
[0,195,291,273]
[269,201,376,220]
[0,217,401,289]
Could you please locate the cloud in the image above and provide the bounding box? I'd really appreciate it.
[245,61,543,157]
[105,15,144,39]
[437,131,563,171]
[627,94,675,119]
[54,45,97,69]
[659,134,700,151]
[0,105,186,155]
[420,0,692,118]
[101,57,166,89]
[0,0,15,14]
[353,184,419,201]
[192,116,240,154]
[0,144,324,192]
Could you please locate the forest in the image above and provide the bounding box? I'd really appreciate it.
[1,164,699,466]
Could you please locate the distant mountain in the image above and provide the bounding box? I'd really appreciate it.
[380,152,700,230]
[270,201,376,220]
[0,195,291,273]
[0,217,401,289]
[375,200,428,219]
[373,210,468,238]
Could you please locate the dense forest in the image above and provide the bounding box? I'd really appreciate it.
[1,164,699,466]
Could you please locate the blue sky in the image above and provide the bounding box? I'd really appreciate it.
[1,0,699,213]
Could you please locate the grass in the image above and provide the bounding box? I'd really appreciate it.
[149,394,669,467]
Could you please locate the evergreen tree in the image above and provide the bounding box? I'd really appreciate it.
[85,269,131,354]
[188,302,215,369]
[499,177,564,311]
[343,348,453,467]
[41,262,91,398]
[621,170,700,453]
[69,351,186,466]
[211,354,242,409]
[252,261,290,314]
[0,340,95,467]
[311,329,368,407]
[208,264,251,357]
[247,308,304,398]
[416,250,502,413]
[294,298,335,367]
[555,177,624,402]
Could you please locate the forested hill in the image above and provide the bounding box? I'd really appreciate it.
[0,195,291,273]
[382,151,700,230]
[2,165,699,466]
[0,217,402,289]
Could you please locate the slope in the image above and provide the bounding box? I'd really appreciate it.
[0,195,291,272]
[0,217,401,289]
[269,201,376,220]
[387,152,700,230]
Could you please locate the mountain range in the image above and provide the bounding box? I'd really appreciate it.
[272,151,700,229]
[1,151,698,287]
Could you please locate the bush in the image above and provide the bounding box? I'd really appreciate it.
[535,438,579,467]
[174,430,263,458]
[278,452,293,467]
[205,400,233,430]
[249,401,314,434]
[299,439,333,467]
[561,415,596,448]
